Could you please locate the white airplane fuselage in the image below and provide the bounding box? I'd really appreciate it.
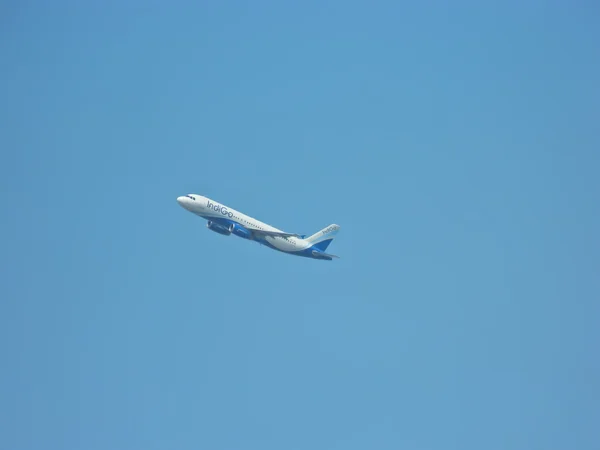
[177,194,340,260]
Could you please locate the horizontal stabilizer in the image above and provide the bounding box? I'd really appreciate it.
[311,250,340,260]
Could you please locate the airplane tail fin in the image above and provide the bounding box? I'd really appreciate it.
[305,224,340,251]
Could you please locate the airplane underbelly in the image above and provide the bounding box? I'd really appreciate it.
[266,237,298,252]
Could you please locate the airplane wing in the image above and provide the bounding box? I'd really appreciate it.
[248,228,301,239]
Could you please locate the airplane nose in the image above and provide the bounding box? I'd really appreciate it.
[177,196,186,206]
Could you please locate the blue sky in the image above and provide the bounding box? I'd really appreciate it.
[1,2,599,449]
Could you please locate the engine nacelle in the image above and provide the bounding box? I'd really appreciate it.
[229,223,253,240]
[207,220,231,236]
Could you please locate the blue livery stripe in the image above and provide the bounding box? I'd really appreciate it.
[312,239,333,251]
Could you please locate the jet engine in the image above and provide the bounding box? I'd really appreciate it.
[207,221,231,236]
[229,223,253,240]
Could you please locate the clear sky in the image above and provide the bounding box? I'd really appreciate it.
[1,2,599,449]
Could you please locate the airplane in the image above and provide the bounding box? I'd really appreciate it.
[177,194,340,260]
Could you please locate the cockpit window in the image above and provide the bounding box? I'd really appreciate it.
[186,195,195,201]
